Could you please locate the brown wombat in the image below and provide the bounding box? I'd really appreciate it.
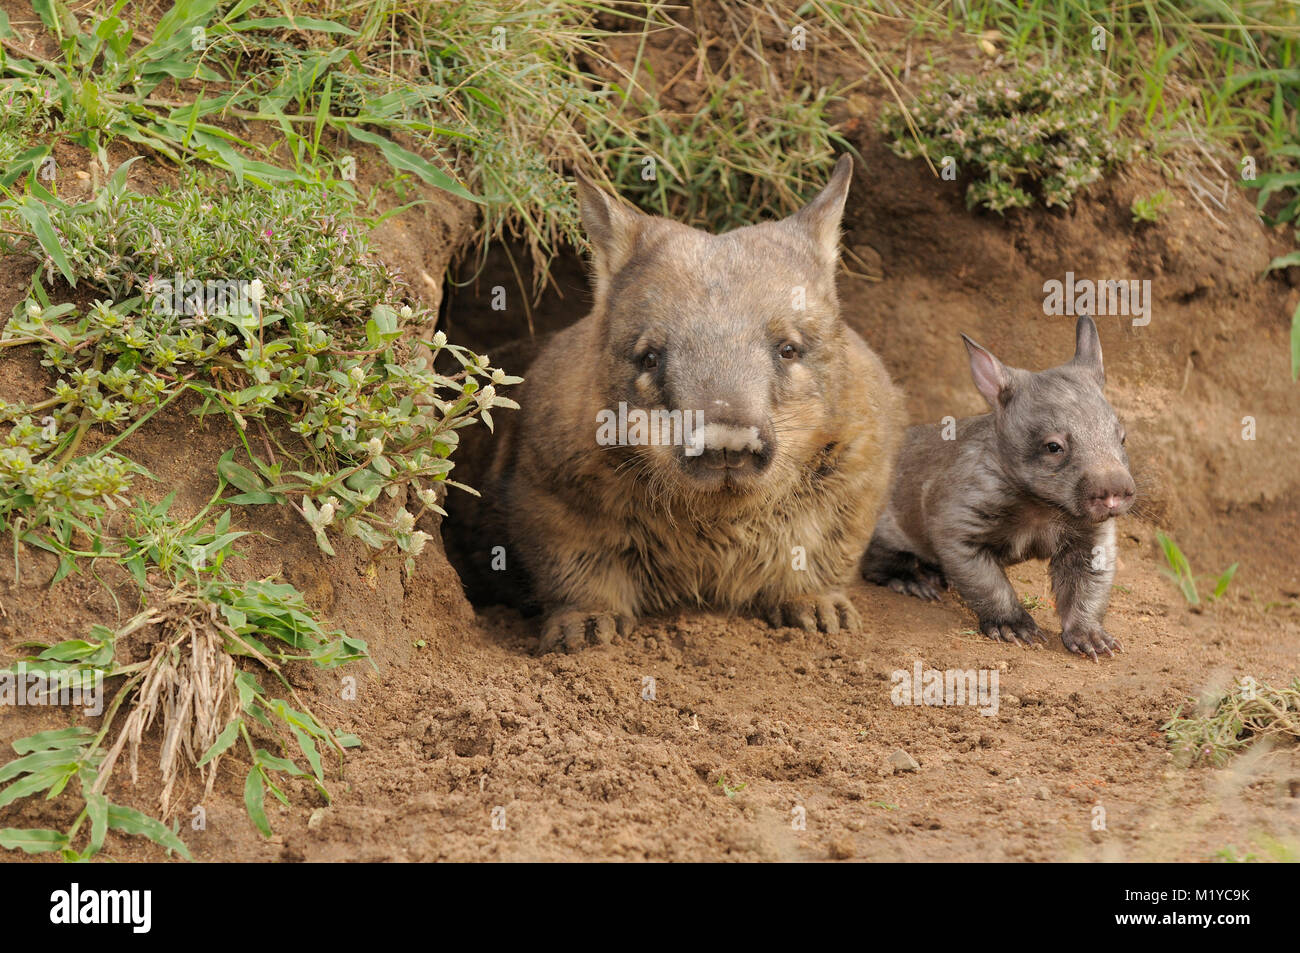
[448,155,903,653]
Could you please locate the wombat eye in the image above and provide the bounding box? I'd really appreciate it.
[779,342,800,360]
[639,351,659,371]
[1044,441,1065,455]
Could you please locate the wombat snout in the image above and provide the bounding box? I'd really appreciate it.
[681,418,774,482]
[1081,468,1136,521]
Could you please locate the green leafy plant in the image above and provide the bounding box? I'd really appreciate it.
[1155,531,1238,605]
[898,1,1300,378]
[0,1,884,297]
[1212,837,1298,863]
[716,774,746,798]
[589,71,849,237]
[1021,593,1049,611]
[0,563,366,858]
[0,155,516,856]
[0,727,192,859]
[0,162,518,575]
[881,65,1136,212]
[1131,188,1172,223]
[1252,145,1300,381]
[0,0,476,197]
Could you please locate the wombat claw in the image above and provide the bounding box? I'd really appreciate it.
[1061,625,1122,661]
[885,571,945,602]
[766,592,861,635]
[978,611,1046,647]
[537,609,631,654]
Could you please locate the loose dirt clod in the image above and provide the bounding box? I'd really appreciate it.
[888,750,921,773]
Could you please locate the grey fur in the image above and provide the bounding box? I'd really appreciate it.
[863,315,1135,659]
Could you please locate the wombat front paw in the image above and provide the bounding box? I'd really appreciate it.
[536,609,632,655]
[1060,625,1122,660]
[766,592,861,635]
[976,608,1045,647]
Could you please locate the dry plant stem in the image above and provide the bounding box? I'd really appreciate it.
[209,611,346,759]
[88,588,344,818]
[811,1,939,178]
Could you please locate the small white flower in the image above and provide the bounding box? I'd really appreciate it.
[248,278,265,302]
[432,331,447,347]
[399,305,413,319]
[24,301,40,319]
[366,437,383,458]
[418,487,439,507]
[409,530,431,556]
[394,509,415,534]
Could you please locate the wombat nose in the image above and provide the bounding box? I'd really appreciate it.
[1084,470,1135,520]
[701,447,757,470]
[684,418,772,479]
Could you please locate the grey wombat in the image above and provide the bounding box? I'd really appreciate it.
[458,155,904,653]
[863,316,1135,659]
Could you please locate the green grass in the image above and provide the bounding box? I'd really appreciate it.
[1155,532,1239,605]
[1212,836,1300,862]
[1,163,516,570]
[716,773,747,797]
[940,0,1300,149]
[0,565,366,858]
[1,0,866,295]
[1131,187,1173,222]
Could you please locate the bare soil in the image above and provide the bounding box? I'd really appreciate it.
[1,10,1298,862]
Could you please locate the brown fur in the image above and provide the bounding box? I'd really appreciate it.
[446,156,903,652]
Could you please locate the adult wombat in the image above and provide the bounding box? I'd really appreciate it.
[862,315,1135,659]
[452,155,903,653]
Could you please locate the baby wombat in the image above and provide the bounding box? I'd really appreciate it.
[472,155,903,653]
[862,316,1134,659]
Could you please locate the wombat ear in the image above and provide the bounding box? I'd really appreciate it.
[1071,314,1106,386]
[575,172,645,284]
[788,153,854,267]
[961,333,1014,412]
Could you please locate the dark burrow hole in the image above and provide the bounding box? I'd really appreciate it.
[436,238,592,615]
[440,238,590,355]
